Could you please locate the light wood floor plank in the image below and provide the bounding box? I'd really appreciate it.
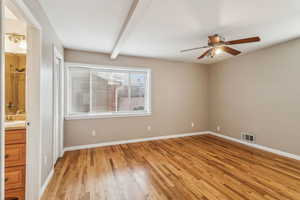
[41,134,300,200]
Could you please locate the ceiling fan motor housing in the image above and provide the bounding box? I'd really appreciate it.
[208,34,225,47]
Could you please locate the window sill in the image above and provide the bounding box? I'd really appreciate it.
[64,112,152,120]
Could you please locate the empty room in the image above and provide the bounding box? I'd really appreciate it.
[1,0,300,200]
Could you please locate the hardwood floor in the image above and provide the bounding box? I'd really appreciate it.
[41,134,300,200]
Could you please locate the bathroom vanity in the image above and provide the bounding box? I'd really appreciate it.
[4,126,26,200]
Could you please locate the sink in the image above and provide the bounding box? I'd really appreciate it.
[5,120,26,129]
[6,114,26,121]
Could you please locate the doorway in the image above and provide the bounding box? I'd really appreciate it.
[1,0,42,199]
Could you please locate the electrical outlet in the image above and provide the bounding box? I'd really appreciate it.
[147,126,151,131]
[217,125,221,132]
[191,122,195,128]
[92,130,96,136]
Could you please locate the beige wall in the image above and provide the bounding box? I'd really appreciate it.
[23,0,63,186]
[65,39,300,157]
[208,38,300,156]
[64,49,209,147]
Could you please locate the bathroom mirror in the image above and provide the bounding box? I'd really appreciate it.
[5,53,26,121]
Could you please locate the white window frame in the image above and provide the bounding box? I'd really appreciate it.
[64,62,152,120]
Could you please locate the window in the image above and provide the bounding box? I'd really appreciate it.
[65,63,151,119]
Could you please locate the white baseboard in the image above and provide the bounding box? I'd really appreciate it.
[63,131,300,162]
[208,131,300,161]
[64,131,208,152]
[40,169,54,198]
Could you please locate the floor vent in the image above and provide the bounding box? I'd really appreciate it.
[241,132,255,143]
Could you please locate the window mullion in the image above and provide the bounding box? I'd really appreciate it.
[89,70,92,113]
[108,69,112,114]
[146,72,150,113]
[115,73,118,113]
[67,66,71,115]
[128,72,132,112]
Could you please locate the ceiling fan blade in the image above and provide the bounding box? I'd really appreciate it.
[198,49,212,59]
[180,46,209,53]
[221,46,241,56]
[225,37,261,45]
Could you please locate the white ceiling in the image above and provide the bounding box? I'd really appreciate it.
[39,0,300,64]
[5,7,18,20]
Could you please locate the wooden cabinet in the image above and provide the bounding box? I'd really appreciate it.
[5,129,26,200]
[5,129,26,145]
[5,188,25,200]
[5,166,25,190]
[5,144,26,167]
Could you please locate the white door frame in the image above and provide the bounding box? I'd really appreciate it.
[0,0,5,199]
[2,0,42,200]
[52,46,64,165]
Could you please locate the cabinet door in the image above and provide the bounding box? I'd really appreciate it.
[5,129,26,145]
[5,144,26,167]
[5,166,25,191]
[5,188,25,200]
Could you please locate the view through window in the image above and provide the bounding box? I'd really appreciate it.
[66,64,151,119]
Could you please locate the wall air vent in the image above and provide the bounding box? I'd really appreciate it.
[241,132,256,143]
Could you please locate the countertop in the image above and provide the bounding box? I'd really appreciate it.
[5,121,26,131]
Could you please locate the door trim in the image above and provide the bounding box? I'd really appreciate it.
[0,0,5,199]
[52,46,64,166]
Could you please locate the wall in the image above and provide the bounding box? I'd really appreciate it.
[208,38,300,156]
[4,19,26,54]
[23,0,63,186]
[64,49,209,147]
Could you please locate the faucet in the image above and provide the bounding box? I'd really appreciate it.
[6,102,16,109]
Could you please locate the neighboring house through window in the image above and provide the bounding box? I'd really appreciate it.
[65,63,151,119]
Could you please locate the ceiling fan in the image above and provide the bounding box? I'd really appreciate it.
[181,34,261,59]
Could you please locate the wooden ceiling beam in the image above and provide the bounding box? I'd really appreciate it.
[110,0,151,59]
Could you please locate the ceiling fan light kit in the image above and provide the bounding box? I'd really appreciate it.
[181,34,261,60]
